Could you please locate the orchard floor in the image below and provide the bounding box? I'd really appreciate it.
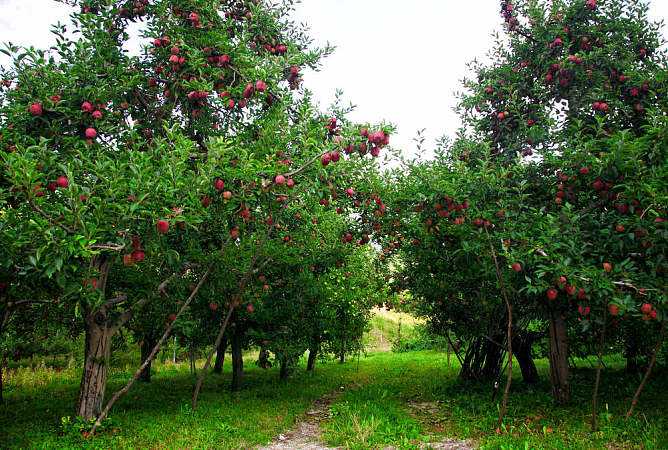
[1,351,667,449]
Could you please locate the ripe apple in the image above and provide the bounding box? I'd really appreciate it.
[223,191,232,200]
[168,313,177,322]
[81,101,94,112]
[255,80,267,92]
[640,303,653,315]
[209,302,218,311]
[330,151,340,162]
[321,153,331,166]
[602,262,612,272]
[123,254,134,266]
[608,304,619,316]
[29,102,43,116]
[56,175,69,188]
[156,220,169,234]
[92,110,103,120]
[201,195,212,207]
[246,303,255,313]
[565,285,576,296]
[214,178,225,191]
[85,127,97,139]
[230,226,239,239]
[511,263,522,272]
[286,178,295,188]
[547,289,558,301]
[274,174,286,185]
[131,250,145,262]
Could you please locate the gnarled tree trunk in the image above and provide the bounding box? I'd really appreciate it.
[548,308,570,404]
[77,319,114,420]
[230,327,244,391]
[139,336,156,382]
[213,335,227,374]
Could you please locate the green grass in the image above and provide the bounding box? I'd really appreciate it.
[364,307,422,351]
[1,350,667,449]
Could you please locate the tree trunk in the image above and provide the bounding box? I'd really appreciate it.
[230,328,244,392]
[77,321,114,420]
[625,331,640,373]
[548,309,570,404]
[481,336,504,380]
[339,352,345,363]
[279,357,290,380]
[257,346,271,369]
[213,335,227,374]
[139,337,156,382]
[307,346,318,372]
[513,333,539,384]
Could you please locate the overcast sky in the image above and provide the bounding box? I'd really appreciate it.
[2,0,667,155]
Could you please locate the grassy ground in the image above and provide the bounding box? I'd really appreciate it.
[2,322,667,449]
[364,307,422,352]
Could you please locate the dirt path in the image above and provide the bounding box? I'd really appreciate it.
[257,390,342,450]
[258,393,474,450]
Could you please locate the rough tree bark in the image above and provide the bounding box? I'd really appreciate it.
[77,317,114,420]
[213,335,228,374]
[548,308,570,404]
[231,326,244,392]
[139,336,156,382]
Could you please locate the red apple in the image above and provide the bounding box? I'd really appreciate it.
[602,262,613,272]
[201,195,212,207]
[223,191,232,200]
[511,263,522,272]
[81,101,94,112]
[640,303,653,315]
[214,178,225,191]
[209,302,218,311]
[321,153,331,166]
[85,127,97,139]
[131,250,145,262]
[29,102,43,116]
[156,220,169,234]
[255,80,267,92]
[246,303,255,313]
[56,175,69,188]
[608,304,619,316]
[286,178,295,188]
[274,174,286,185]
[547,289,558,301]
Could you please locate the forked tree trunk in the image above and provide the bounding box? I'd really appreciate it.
[513,333,539,384]
[230,328,244,391]
[548,309,570,404]
[139,337,156,382]
[77,321,114,420]
[213,336,227,374]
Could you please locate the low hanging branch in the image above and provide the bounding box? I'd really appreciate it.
[485,228,513,430]
[90,266,212,434]
[625,320,667,419]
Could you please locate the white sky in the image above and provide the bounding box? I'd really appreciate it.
[2,0,667,155]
